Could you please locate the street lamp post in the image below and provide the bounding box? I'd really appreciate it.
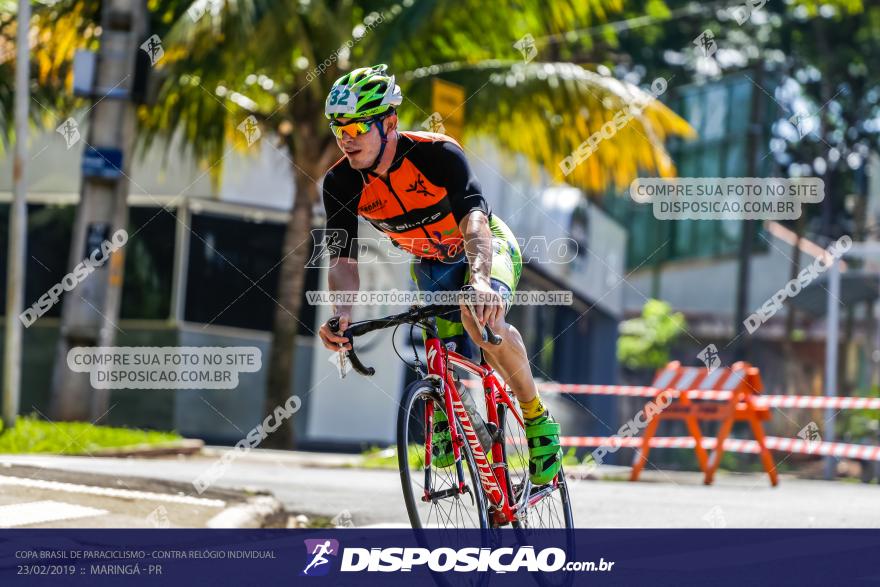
[823,258,840,480]
[2,0,31,430]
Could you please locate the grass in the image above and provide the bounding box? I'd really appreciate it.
[0,415,182,455]
[361,445,412,469]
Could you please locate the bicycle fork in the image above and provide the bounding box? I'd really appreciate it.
[421,337,517,522]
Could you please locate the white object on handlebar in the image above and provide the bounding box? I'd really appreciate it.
[464,300,488,341]
[328,346,352,379]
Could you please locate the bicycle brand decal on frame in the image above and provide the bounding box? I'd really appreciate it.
[450,396,505,506]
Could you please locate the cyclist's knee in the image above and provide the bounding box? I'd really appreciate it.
[504,323,525,348]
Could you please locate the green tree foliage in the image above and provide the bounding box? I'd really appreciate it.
[3,1,696,445]
[617,299,686,369]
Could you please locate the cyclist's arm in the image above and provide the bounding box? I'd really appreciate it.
[328,258,359,320]
[440,141,489,225]
[435,141,500,326]
[439,140,492,282]
[319,169,361,350]
[460,210,501,326]
[460,211,492,289]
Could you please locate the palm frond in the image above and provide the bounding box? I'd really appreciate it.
[404,61,695,193]
[365,0,625,69]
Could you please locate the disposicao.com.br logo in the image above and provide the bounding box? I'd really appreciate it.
[301,540,614,575]
[301,539,339,576]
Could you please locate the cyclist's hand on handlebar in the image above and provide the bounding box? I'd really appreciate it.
[320,314,352,351]
[466,278,503,328]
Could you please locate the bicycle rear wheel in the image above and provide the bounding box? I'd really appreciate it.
[398,380,489,531]
[498,401,574,529]
[499,401,575,587]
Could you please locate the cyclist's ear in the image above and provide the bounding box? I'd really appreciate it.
[383,113,398,134]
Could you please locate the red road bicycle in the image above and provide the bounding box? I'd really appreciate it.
[329,297,574,534]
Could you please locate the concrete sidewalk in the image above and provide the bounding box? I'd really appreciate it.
[0,463,283,529]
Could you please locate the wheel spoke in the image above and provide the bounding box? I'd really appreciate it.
[502,402,572,531]
[400,389,487,531]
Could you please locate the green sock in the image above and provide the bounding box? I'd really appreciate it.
[520,394,546,420]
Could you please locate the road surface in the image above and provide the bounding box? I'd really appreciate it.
[2,450,877,528]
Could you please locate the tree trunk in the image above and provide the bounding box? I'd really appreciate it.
[782,215,804,395]
[263,122,324,449]
[733,65,765,360]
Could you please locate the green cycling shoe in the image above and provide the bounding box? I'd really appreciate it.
[525,411,562,485]
[431,408,455,468]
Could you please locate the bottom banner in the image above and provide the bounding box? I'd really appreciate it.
[2,529,879,586]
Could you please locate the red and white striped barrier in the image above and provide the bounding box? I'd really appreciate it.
[560,436,880,461]
[461,362,880,482]
[531,383,658,397]
[759,396,880,410]
[544,385,880,410]
[462,379,880,409]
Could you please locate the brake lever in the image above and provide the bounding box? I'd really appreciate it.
[327,317,375,376]
[484,323,503,346]
[327,316,340,334]
[462,290,503,346]
[345,342,375,376]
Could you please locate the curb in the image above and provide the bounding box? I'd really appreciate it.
[90,439,204,458]
[201,446,362,469]
[206,495,285,529]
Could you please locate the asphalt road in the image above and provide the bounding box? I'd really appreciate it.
[2,450,877,528]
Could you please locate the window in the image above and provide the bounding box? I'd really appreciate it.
[182,211,319,334]
[603,73,775,269]
[120,206,176,320]
[0,203,75,318]
[184,211,286,331]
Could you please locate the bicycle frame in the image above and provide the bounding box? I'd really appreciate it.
[334,302,561,528]
[423,332,525,526]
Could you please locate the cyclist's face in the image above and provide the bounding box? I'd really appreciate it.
[335,114,396,169]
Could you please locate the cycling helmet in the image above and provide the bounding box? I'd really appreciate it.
[325,64,403,172]
[325,64,403,120]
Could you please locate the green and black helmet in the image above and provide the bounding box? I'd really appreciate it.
[325,64,403,120]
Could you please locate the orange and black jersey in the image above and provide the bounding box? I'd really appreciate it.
[321,131,489,260]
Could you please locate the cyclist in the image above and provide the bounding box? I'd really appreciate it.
[317,64,562,486]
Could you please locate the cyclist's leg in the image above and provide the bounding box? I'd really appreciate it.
[410,255,477,359]
[460,216,531,398]
[458,216,562,485]
[410,255,472,468]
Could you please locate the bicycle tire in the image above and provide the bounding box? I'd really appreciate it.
[398,380,490,531]
[498,402,575,587]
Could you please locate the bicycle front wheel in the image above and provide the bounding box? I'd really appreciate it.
[397,381,489,531]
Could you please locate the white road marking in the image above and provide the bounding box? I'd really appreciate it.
[356,523,413,528]
[0,475,225,508]
[0,500,108,528]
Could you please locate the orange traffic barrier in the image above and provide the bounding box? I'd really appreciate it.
[630,361,777,486]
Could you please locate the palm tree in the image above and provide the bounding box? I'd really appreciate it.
[0,0,100,150]
[5,0,694,447]
[142,0,693,448]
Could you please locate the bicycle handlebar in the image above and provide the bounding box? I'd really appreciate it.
[484,325,503,346]
[328,315,375,376]
[327,299,502,377]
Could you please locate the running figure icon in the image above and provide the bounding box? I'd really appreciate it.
[302,540,337,576]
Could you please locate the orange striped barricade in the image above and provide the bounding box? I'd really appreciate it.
[630,361,777,486]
